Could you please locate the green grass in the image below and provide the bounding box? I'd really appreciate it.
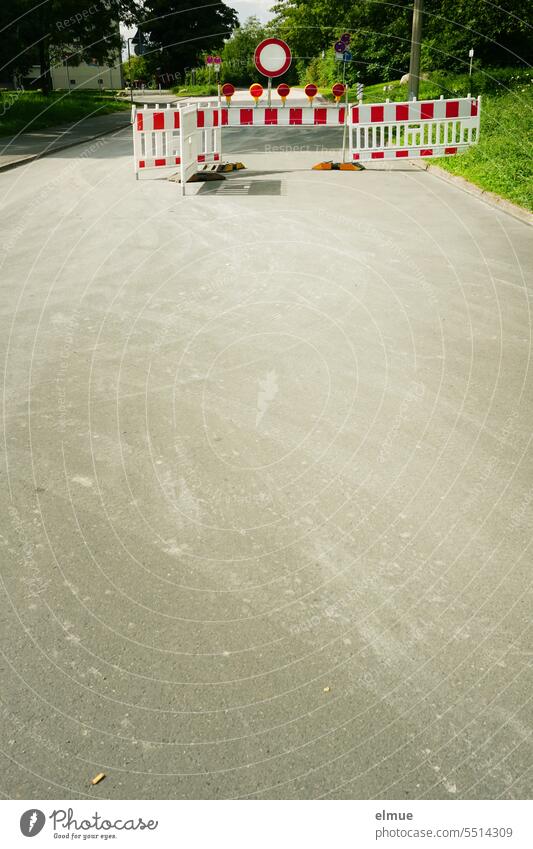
[435,87,533,211]
[172,84,219,97]
[0,90,130,137]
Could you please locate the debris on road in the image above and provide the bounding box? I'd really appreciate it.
[91,772,106,785]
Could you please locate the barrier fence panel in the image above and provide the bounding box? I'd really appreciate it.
[350,96,481,162]
[132,104,221,179]
[131,97,481,184]
[179,104,201,196]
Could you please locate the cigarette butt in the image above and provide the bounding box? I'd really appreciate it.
[323,686,330,693]
[91,772,106,785]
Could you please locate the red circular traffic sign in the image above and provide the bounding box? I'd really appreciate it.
[254,38,292,78]
[221,83,235,97]
[277,83,290,98]
[249,83,264,100]
[332,83,346,98]
[304,83,318,99]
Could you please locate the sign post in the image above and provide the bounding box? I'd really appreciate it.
[214,56,221,105]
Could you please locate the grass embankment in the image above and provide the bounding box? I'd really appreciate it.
[321,69,532,211]
[172,84,219,98]
[435,87,532,211]
[0,90,130,137]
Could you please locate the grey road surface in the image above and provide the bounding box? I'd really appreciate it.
[0,105,531,801]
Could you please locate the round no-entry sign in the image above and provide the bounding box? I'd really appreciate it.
[254,38,292,78]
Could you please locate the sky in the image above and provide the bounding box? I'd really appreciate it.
[230,0,275,24]
[122,1,275,56]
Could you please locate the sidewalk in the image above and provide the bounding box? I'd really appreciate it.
[0,111,131,172]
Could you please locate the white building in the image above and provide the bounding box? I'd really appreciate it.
[25,57,123,91]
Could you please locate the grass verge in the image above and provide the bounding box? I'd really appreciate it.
[172,84,219,98]
[434,87,532,211]
[0,90,130,137]
[320,68,532,212]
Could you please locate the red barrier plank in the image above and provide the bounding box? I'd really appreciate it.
[396,105,409,121]
[445,100,459,118]
[265,108,278,125]
[289,108,302,125]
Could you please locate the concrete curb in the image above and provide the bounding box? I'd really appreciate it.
[0,119,131,175]
[410,160,532,227]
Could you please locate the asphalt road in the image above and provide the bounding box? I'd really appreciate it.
[0,98,532,801]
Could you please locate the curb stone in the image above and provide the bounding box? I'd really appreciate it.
[0,119,131,174]
[410,160,532,227]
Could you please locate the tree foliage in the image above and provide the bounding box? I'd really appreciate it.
[270,0,531,84]
[140,0,238,78]
[1,0,140,92]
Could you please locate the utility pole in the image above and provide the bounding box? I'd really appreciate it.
[408,0,424,100]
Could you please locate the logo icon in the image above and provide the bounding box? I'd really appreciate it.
[20,809,46,837]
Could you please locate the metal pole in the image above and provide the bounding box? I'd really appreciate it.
[341,59,347,162]
[408,0,424,100]
[267,77,272,107]
[127,38,133,105]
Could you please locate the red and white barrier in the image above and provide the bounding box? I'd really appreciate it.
[132,104,222,177]
[349,96,481,162]
[131,96,481,183]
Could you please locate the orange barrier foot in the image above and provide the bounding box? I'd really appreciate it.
[312,161,365,171]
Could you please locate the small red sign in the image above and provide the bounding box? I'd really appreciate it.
[332,83,345,98]
[221,83,235,97]
[304,83,318,99]
[277,83,290,98]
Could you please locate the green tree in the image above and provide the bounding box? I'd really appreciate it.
[0,0,140,93]
[220,16,266,85]
[141,0,238,79]
[271,0,531,84]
